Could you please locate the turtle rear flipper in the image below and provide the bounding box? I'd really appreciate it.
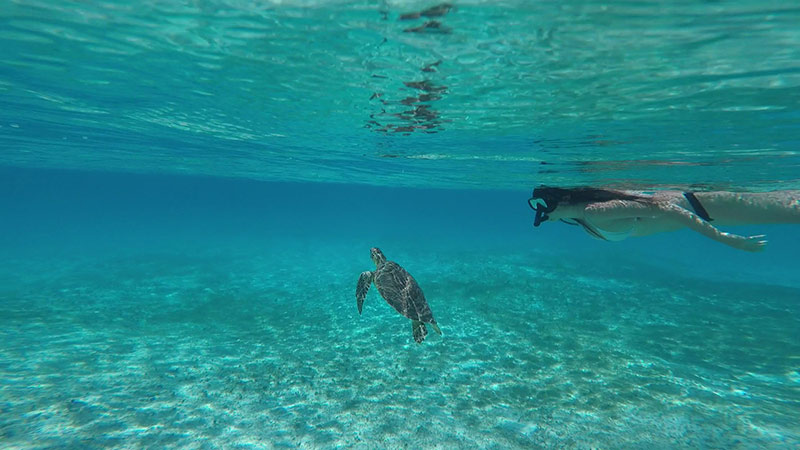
[412,320,427,344]
[430,322,442,336]
[356,271,373,314]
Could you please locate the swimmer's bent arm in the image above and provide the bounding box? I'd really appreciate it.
[584,200,767,252]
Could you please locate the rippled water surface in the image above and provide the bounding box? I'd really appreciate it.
[2,0,800,188]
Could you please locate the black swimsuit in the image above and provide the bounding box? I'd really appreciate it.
[683,192,713,222]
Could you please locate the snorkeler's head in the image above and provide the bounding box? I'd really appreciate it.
[528,186,647,226]
[528,186,575,226]
[528,192,554,226]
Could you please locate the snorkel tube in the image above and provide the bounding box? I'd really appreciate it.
[529,186,560,227]
[530,197,550,227]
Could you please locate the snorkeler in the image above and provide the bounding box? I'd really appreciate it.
[528,186,800,252]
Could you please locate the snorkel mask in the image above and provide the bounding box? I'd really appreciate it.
[528,196,555,227]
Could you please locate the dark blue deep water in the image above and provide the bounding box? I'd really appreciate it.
[2,0,799,448]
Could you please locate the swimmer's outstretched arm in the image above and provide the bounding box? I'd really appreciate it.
[585,200,767,252]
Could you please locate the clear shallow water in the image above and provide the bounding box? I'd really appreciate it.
[2,0,800,448]
[2,169,799,448]
[1,0,800,189]
[3,247,799,448]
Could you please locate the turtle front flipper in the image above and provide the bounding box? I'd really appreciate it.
[356,271,374,314]
[412,320,427,344]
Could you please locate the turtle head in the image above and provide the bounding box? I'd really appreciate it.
[370,247,386,267]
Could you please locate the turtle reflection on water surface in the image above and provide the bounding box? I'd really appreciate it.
[356,248,442,343]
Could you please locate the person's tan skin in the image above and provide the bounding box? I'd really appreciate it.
[534,189,800,252]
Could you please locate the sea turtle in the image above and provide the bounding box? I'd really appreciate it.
[356,247,442,343]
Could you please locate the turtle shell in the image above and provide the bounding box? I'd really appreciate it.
[373,261,436,324]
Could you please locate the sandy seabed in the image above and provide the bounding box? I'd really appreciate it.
[2,243,798,448]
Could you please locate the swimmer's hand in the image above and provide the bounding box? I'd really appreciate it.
[654,203,768,252]
[723,233,768,252]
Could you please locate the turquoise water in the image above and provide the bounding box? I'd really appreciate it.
[2,1,800,448]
